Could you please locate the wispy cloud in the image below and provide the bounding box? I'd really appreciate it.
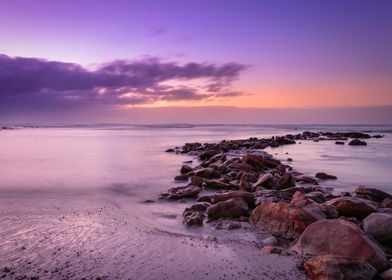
[0,54,249,111]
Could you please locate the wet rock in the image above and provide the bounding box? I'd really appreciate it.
[214,220,241,230]
[175,174,188,181]
[263,157,281,168]
[211,191,255,207]
[296,175,319,185]
[382,198,392,208]
[372,134,384,139]
[355,186,392,202]
[261,236,278,246]
[326,197,377,219]
[291,191,312,207]
[335,141,345,145]
[276,172,296,190]
[251,202,323,239]
[306,191,326,204]
[165,148,175,152]
[261,246,291,255]
[204,180,231,190]
[380,269,392,280]
[348,139,367,146]
[292,219,388,272]
[315,172,337,180]
[196,195,212,203]
[206,197,249,220]
[363,212,392,244]
[304,255,377,280]
[252,173,275,189]
[186,202,211,212]
[199,149,219,160]
[194,167,220,179]
[160,185,201,199]
[189,176,205,187]
[180,165,193,174]
[183,211,204,226]
[242,154,264,166]
[287,158,293,162]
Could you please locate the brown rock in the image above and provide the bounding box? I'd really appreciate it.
[355,186,392,202]
[160,185,201,199]
[250,202,323,239]
[211,191,255,207]
[326,197,377,219]
[180,164,193,174]
[292,219,388,272]
[206,197,249,220]
[204,180,231,190]
[304,255,377,280]
[291,191,312,207]
[174,174,188,181]
[242,154,264,166]
[194,167,219,179]
[276,172,296,189]
[363,212,392,244]
[296,175,319,185]
[315,172,337,180]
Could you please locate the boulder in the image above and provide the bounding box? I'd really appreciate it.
[292,219,388,272]
[296,175,319,185]
[315,172,337,180]
[382,198,392,208]
[194,167,219,179]
[252,173,275,189]
[363,213,392,244]
[183,211,204,226]
[348,139,367,146]
[306,191,326,204]
[160,185,201,199]
[211,191,255,207]
[276,172,296,190]
[174,174,188,181]
[242,154,264,166]
[335,141,345,145]
[304,255,377,280]
[204,180,231,190]
[291,191,312,207]
[180,165,193,174]
[206,197,249,220]
[381,269,392,280]
[326,197,377,219]
[355,186,392,202]
[186,202,211,212]
[250,202,324,239]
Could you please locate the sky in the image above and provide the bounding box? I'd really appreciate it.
[0,0,391,124]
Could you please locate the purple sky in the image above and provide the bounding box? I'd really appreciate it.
[0,0,391,124]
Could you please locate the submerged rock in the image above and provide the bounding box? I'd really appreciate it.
[304,255,377,280]
[160,185,201,199]
[348,139,367,146]
[315,172,337,180]
[292,219,388,272]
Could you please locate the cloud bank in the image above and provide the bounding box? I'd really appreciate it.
[0,54,248,111]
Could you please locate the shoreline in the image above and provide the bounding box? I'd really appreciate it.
[161,131,392,279]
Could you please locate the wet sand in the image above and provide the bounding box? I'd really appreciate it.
[0,192,307,279]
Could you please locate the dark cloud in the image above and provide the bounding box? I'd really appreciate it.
[0,54,248,111]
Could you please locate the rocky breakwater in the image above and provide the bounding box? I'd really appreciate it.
[160,131,391,279]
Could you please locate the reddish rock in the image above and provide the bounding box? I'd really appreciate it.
[355,186,392,202]
[363,212,392,244]
[276,172,296,189]
[326,197,377,219]
[315,172,337,180]
[304,255,377,280]
[180,164,193,174]
[292,219,388,272]
[250,202,324,239]
[242,154,264,166]
[206,197,249,220]
[194,167,219,179]
[291,191,312,207]
[211,191,255,207]
[160,185,201,199]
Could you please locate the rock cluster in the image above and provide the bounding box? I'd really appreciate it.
[160,131,391,279]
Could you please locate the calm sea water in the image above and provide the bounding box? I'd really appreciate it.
[0,124,391,194]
